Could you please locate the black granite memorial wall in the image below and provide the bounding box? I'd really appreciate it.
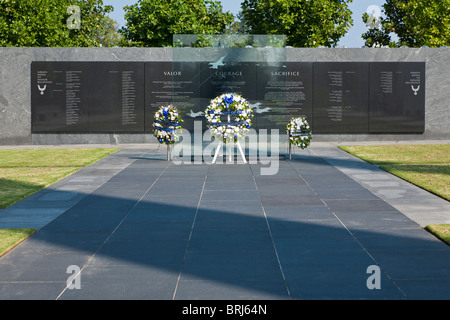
[313,62,370,133]
[255,62,313,131]
[144,61,202,133]
[32,61,145,133]
[369,62,425,133]
[88,62,145,132]
[32,62,90,132]
[31,61,425,134]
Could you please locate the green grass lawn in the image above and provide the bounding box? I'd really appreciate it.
[0,228,36,257]
[0,148,119,168]
[339,144,450,246]
[380,165,449,201]
[338,144,450,165]
[0,148,119,209]
[0,148,119,256]
[425,224,450,246]
[0,168,79,209]
[338,144,450,201]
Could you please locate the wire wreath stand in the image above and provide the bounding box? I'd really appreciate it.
[153,105,183,161]
[211,112,247,164]
[205,94,253,164]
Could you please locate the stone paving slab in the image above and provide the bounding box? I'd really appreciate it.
[308,143,450,226]
[0,142,449,300]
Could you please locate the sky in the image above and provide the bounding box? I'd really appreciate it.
[103,0,389,48]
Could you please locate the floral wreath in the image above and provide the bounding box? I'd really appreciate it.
[287,116,312,149]
[153,105,183,145]
[205,93,253,143]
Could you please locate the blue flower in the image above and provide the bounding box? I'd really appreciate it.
[162,106,170,118]
[223,94,234,106]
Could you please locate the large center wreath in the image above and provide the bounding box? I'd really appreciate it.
[153,105,183,145]
[205,93,254,143]
[287,116,312,149]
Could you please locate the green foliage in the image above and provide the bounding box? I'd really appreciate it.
[119,0,234,47]
[0,0,114,47]
[173,34,286,48]
[93,15,122,47]
[361,13,395,48]
[387,0,450,47]
[240,0,353,48]
[364,0,450,48]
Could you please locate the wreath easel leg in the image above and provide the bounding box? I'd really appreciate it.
[167,144,171,161]
[227,143,233,162]
[205,93,253,165]
[212,141,222,164]
[236,141,247,163]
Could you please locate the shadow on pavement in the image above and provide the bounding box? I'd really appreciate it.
[0,155,449,300]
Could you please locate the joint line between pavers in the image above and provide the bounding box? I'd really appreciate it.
[286,158,409,299]
[249,164,292,299]
[172,173,208,300]
[54,157,171,300]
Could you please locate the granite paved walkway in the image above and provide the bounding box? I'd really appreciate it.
[0,143,449,300]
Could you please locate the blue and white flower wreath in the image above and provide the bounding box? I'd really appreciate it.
[287,116,312,150]
[205,93,254,143]
[153,105,183,145]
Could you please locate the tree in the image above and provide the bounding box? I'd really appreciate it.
[0,0,114,47]
[119,0,234,47]
[381,0,450,47]
[361,13,394,48]
[240,0,353,47]
[93,16,121,47]
[226,12,249,35]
